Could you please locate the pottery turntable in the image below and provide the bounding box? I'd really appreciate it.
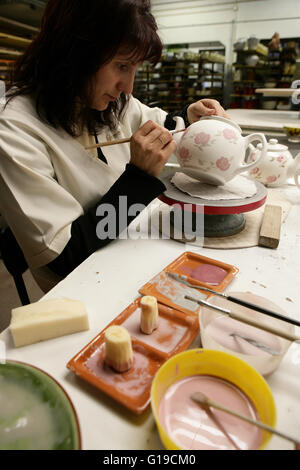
[157,169,267,239]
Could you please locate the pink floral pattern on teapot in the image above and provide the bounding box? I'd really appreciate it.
[173,115,267,186]
[216,157,231,171]
[247,138,300,188]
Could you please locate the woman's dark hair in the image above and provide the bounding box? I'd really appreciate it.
[7,0,162,136]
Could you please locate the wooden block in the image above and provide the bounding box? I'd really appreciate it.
[259,204,282,249]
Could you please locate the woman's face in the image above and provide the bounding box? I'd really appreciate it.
[91,51,141,110]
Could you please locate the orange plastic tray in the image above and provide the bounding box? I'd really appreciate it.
[139,252,238,316]
[166,251,239,292]
[67,298,199,414]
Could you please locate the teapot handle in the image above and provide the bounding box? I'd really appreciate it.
[235,133,267,173]
[294,153,300,189]
[295,170,300,189]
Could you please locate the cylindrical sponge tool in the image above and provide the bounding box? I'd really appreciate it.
[140,296,159,335]
[104,325,133,372]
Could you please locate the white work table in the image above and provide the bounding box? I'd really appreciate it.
[1,184,300,451]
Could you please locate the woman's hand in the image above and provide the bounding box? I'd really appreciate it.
[187,98,230,123]
[130,120,177,178]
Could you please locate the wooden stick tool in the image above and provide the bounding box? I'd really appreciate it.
[184,295,300,343]
[85,128,185,150]
[191,392,300,447]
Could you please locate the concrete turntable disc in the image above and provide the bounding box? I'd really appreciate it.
[158,171,267,237]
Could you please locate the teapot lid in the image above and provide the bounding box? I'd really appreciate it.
[257,138,288,152]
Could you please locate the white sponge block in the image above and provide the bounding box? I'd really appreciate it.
[10,298,89,347]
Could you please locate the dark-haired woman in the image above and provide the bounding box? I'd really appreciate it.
[0,0,228,292]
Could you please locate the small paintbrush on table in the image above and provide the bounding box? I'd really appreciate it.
[167,271,300,328]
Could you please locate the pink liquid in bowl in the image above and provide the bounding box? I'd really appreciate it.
[181,264,227,285]
[158,375,261,450]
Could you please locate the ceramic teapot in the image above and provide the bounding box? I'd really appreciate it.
[247,138,300,188]
[173,115,267,185]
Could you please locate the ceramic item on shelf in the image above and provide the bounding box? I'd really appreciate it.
[256,43,268,56]
[172,115,267,185]
[234,37,247,51]
[247,138,300,188]
[283,125,300,143]
[262,100,277,110]
[245,54,259,67]
[247,35,259,50]
[264,81,277,88]
[233,68,242,81]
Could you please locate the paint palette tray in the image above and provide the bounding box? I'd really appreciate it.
[139,252,239,315]
[166,252,239,292]
[67,298,199,414]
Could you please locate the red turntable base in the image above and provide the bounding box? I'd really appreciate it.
[158,172,267,237]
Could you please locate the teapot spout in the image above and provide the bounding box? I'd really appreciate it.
[172,116,186,146]
[289,152,300,172]
[294,152,300,165]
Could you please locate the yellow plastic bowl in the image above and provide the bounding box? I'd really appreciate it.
[151,349,276,450]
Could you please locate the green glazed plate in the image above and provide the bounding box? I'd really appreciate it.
[0,360,81,450]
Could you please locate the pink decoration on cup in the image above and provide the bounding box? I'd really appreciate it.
[194,132,210,145]
[216,157,230,171]
[223,128,237,140]
[251,167,259,174]
[249,152,256,162]
[179,146,190,160]
[266,175,277,183]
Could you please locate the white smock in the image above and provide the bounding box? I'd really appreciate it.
[0,94,167,291]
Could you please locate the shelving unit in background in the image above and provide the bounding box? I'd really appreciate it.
[196,50,225,103]
[229,37,299,111]
[230,45,269,110]
[0,0,44,83]
[133,47,225,113]
[0,0,45,27]
[260,38,299,111]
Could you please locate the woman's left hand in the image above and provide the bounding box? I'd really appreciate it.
[187,98,230,123]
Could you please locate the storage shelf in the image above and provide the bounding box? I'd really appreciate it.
[134,48,225,112]
[0,31,31,47]
[230,36,300,111]
[0,0,46,27]
[0,46,21,57]
[0,14,38,35]
[234,49,268,57]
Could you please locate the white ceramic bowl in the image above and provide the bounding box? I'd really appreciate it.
[199,292,294,376]
[262,100,277,110]
[245,54,259,66]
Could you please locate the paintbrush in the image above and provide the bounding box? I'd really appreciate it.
[184,295,300,343]
[167,272,300,328]
[191,391,300,447]
[85,128,186,150]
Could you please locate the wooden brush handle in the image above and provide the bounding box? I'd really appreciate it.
[85,128,186,150]
[229,310,300,342]
[85,137,130,150]
[227,295,300,328]
[192,393,300,447]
